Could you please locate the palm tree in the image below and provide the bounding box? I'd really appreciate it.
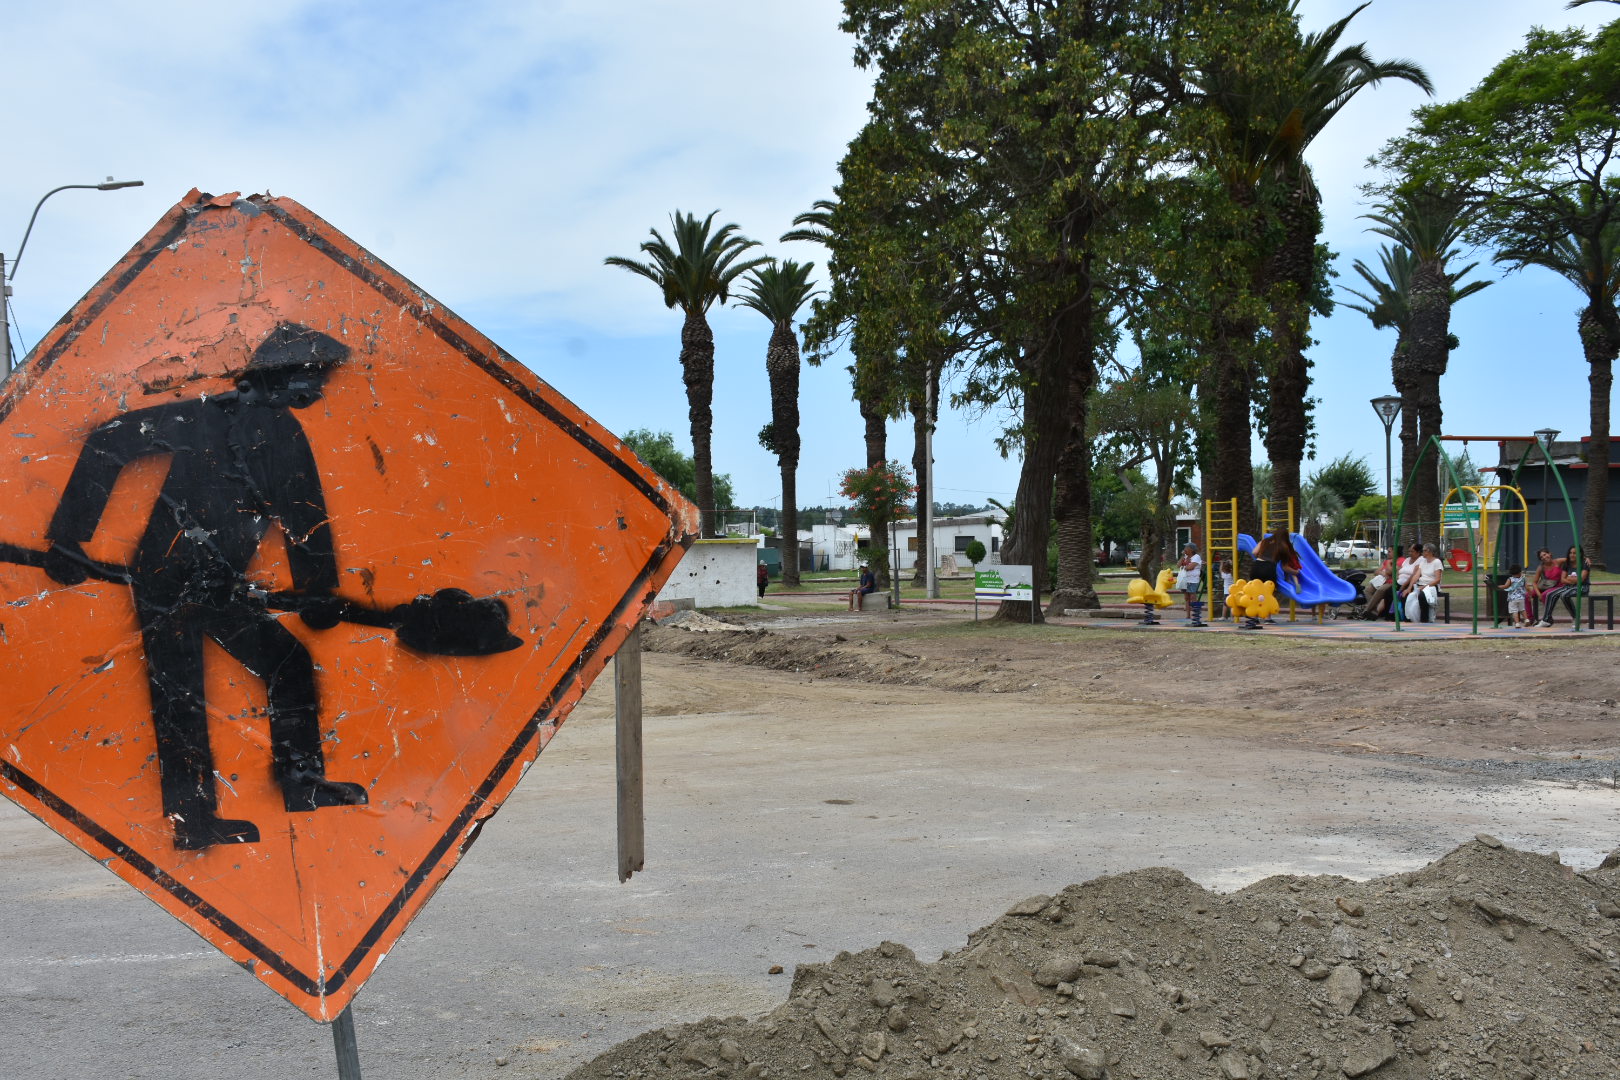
[737,260,819,589]
[1260,3,1432,508]
[1494,193,1620,567]
[1297,482,1345,549]
[1344,198,1491,543]
[1361,189,1482,544]
[785,197,898,588]
[606,211,769,537]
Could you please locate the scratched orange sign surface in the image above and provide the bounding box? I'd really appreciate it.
[0,190,697,1020]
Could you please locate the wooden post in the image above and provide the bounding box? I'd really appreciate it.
[615,626,645,882]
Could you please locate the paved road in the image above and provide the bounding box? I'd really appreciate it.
[3,657,1616,1079]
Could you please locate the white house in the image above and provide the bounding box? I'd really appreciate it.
[888,511,1005,572]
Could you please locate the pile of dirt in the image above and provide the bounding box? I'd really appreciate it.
[567,838,1620,1080]
[642,624,1045,693]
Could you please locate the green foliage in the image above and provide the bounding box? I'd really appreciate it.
[1310,454,1377,508]
[737,260,819,327]
[963,539,987,567]
[1330,494,1402,543]
[1442,449,1483,491]
[1252,464,1274,510]
[838,461,917,530]
[622,429,735,509]
[1090,462,1154,547]
[605,211,769,315]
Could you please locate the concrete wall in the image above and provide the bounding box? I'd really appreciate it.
[655,539,759,608]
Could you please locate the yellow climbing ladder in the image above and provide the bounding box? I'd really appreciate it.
[1203,498,1239,617]
[1260,497,1305,622]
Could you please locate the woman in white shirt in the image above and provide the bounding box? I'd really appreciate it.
[1405,543,1445,622]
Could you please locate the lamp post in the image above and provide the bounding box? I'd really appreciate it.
[2,177,144,375]
[1370,396,1402,556]
[1534,427,1559,553]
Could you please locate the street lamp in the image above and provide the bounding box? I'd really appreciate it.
[1370,396,1402,556]
[2,177,145,374]
[1534,427,1559,553]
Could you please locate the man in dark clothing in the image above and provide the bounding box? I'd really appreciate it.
[43,323,367,850]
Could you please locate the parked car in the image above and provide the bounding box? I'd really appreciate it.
[1329,540,1379,561]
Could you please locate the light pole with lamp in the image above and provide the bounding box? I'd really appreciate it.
[1533,427,1559,553]
[1370,396,1402,557]
[2,177,144,375]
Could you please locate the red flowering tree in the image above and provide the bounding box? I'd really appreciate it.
[839,461,916,586]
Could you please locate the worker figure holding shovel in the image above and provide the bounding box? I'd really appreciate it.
[42,323,369,851]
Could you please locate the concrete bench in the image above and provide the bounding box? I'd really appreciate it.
[852,592,892,612]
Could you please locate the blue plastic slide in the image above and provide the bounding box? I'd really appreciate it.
[1235,533,1358,607]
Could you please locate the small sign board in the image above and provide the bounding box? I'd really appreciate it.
[974,564,1033,601]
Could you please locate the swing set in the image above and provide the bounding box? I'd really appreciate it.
[1391,434,1583,633]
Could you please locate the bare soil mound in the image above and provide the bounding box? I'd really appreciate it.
[642,623,1045,694]
[567,838,1620,1080]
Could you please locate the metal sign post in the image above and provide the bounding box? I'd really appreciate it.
[332,1007,363,1079]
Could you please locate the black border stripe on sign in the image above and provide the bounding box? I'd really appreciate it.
[1,194,691,1004]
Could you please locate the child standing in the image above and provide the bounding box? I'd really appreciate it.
[1219,558,1235,619]
[1498,564,1528,628]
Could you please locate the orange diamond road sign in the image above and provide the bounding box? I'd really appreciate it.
[0,190,698,1021]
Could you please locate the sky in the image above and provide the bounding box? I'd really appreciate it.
[3,1,1614,514]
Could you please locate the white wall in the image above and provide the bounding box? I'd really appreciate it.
[810,524,864,571]
[655,539,759,608]
[890,516,1004,571]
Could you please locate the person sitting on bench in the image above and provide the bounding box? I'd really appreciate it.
[849,563,877,610]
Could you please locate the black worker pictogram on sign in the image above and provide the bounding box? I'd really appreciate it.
[0,189,699,1020]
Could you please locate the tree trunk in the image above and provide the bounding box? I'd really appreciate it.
[1263,179,1320,510]
[858,389,891,589]
[994,335,1066,623]
[765,321,802,587]
[1208,309,1259,541]
[1581,303,1618,570]
[1405,257,1452,548]
[680,310,719,537]
[910,388,929,586]
[1391,341,1419,547]
[1048,284,1100,615]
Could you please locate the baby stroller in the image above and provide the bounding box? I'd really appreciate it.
[1327,569,1369,620]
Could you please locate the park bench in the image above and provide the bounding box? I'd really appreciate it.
[1586,591,1616,630]
[852,592,892,612]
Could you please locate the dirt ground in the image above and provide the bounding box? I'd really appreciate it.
[555,608,1620,1080]
[6,604,1620,1078]
[646,607,1620,771]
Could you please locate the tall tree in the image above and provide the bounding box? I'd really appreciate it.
[1361,189,1479,544]
[1494,199,1620,566]
[790,192,906,589]
[1090,370,1198,584]
[606,211,769,537]
[1341,239,1490,538]
[835,0,1190,621]
[738,260,819,588]
[1374,21,1620,562]
[1258,4,1431,509]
